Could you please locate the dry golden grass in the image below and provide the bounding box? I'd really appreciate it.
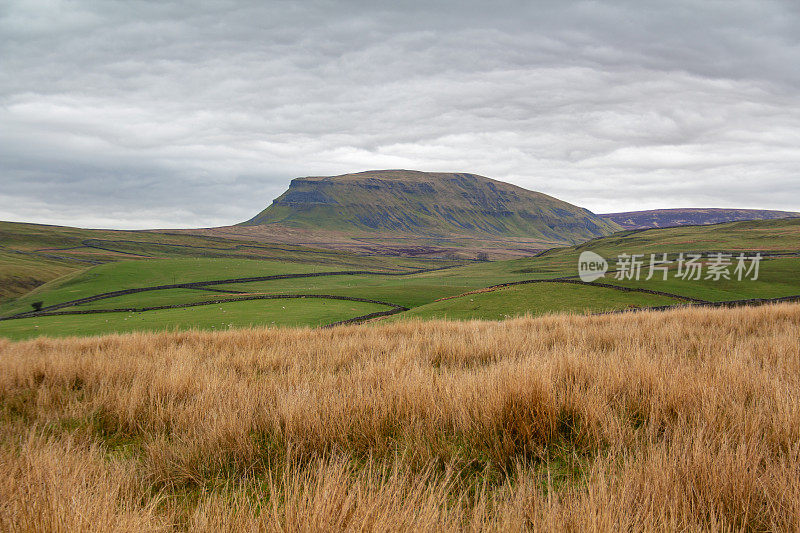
[1,304,799,531]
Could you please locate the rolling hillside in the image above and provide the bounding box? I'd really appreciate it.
[601,208,799,229]
[2,218,798,339]
[0,220,450,304]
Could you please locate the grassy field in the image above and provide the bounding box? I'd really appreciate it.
[2,304,799,530]
[0,221,450,304]
[395,282,680,321]
[207,268,567,309]
[0,298,390,341]
[1,218,799,340]
[600,256,800,302]
[572,217,800,254]
[523,217,800,273]
[0,258,351,317]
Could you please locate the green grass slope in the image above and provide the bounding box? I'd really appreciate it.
[0,220,452,304]
[394,282,680,321]
[510,217,800,274]
[0,298,389,341]
[0,249,77,302]
[2,217,798,340]
[599,257,800,302]
[0,258,349,317]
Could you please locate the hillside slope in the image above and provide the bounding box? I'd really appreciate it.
[602,208,799,229]
[3,217,799,339]
[241,170,619,251]
[0,220,445,304]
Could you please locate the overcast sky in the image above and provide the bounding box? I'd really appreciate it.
[1,0,799,229]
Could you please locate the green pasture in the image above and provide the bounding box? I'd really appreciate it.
[0,298,389,341]
[0,221,452,307]
[1,217,798,340]
[600,257,800,302]
[0,258,353,317]
[393,282,680,321]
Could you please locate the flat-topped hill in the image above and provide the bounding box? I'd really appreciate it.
[242,170,619,247]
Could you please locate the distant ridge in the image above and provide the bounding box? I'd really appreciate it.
[601,208,800,230]
[242,170,619,249]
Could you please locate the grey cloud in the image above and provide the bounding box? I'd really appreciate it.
[0,0,799,229]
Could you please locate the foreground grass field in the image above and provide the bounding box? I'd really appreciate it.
[2,304,799,531]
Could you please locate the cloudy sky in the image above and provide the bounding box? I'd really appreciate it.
[1,0,799,229]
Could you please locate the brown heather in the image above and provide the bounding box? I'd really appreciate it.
[1,304,799,531]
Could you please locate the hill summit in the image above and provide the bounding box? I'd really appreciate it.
[242,170,618,247]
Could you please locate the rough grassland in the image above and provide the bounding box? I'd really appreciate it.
[1,304,799,531]
[0,250,77,302]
